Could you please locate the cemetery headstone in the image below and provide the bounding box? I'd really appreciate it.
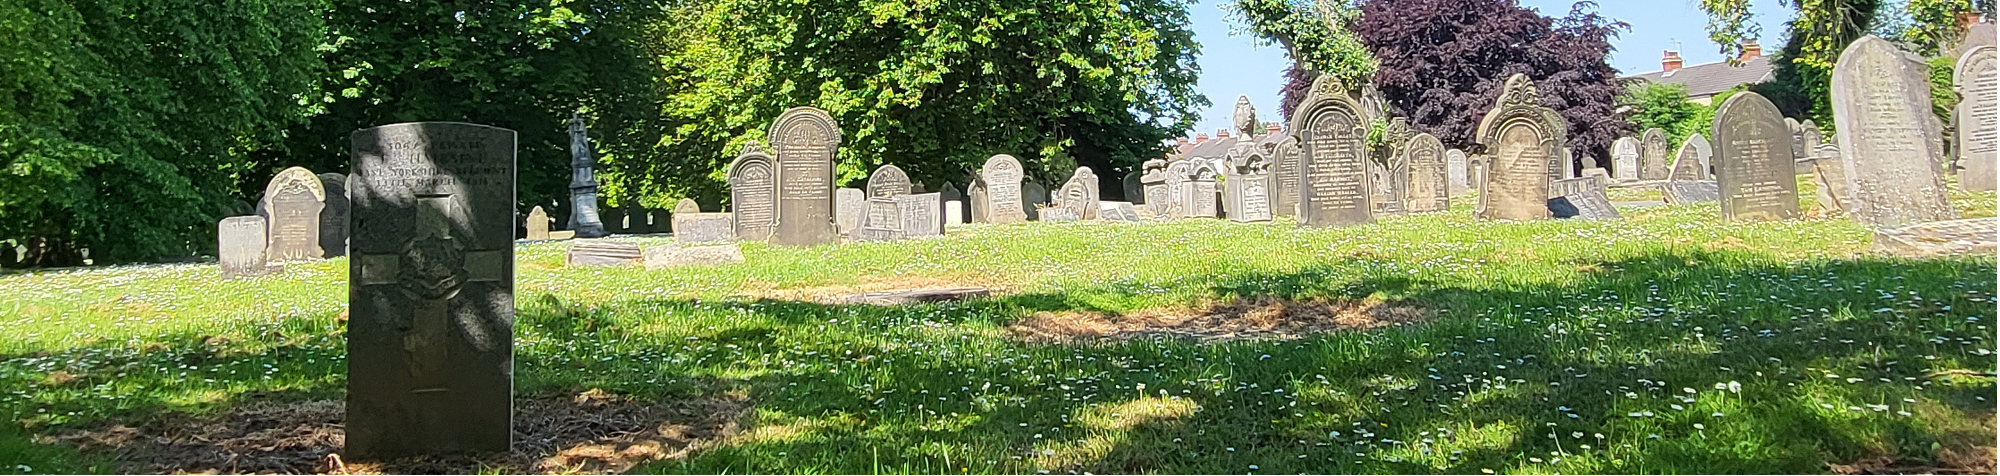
[525,206,551,240]
[1549,176,1598,198]
[1445,148,1470,197]
[643,242,745,268]
[1023,181,1049,220]
[1871,218,1998,257]
[1662,181,1721,204]
[1404,133,1448,213]
[1272,137,1302,217]
[1640,128,1670,180]
[1831,35,1955,226]
[1099,202,1142,222]
[1669,140,1705,181]
[945,201,964,226]
[1612,137,1640,180]
[1289,74,1374,227]
[728,142,777,241]
[318,173,350,257]
[219,216,278,279]
[835,188,865,237]
[866,164,912,198]
[981,155,1028,223]
[1475,74,1563,221]
[1225,144,1273,222]
[1161,160,1191,219]
[1799,120,1823,155]
[1187,163,1220,218]
[347,122,514,458]
[1685,133,1715,179]
[263,166,326,261]
[1788,117,1807,159]
[1122,171,1144,204]
[566,114,609,238]
[1956,46,1996,191]
[898,193,942,239]
[1548,189,1619,220]
[1055,167,1101,220]
[770,107,841,246]
[672,199,734,244]
[1712,92,1801,222]
[1140,159,1171,217]
[1812,145,1852,215]
[968,178,989,223]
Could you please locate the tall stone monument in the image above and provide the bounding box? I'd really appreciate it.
[980,154,1028,223]
[1612,137,1640,180]
[263,166,325,261]
[1831,35,1955,226]
[770,107,842,245]
[727,141,777,241]
[1403,133,1448,213]
[1640,128,1670,180]
[1474,74,1564,221]
[1956,46,1996,192]
[566,114,609,238]
[1712,92,1801,222]
[347,122,515,459]
[1289,75,1373,227]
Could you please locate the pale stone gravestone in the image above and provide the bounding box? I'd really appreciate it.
[1187,162,1220,218]
[834,188,865,237]
[525,206,551,240]
[1549,189,1620,220]
[728,142,777,241]
[1832,35,1956,227]
[1639,128,1670,180]
[1099,201,1142,222]
[1225,144,1273,222]
[1957,46,1997,192]
[856,193,942,241]
[1812,145,1852,215]
[1024,181,1049,220]
[263,166,325,261]
[1662,181,1721,204]
[1373,148,1408,216]
[770,107,841,246]
[1122,171,1144,204]
[1788,117,1806,159]
[567,239,643,266]
[1549,177,1598,199]
[1272,137,1302,217]
[1712,92,1801,222]
[319,173,350,257]
[1685,133,1715,179]
[899,193,942,238]
[1799,120,1823,155]
[643,242,744,269]
[1161,160,1192,219]
[1871,218,1998,257]
[1140,159,1172,217]
[981,155,1028,223]
[1404,133,1448,213]
[1445,148,1470,197]
[1669,140,1705,181]
[219,216,278,279]
[1475,74,1564,221]
[1290,75,1374,227]
[566,115,609,238]
[347,122,514,458]
[1055,167,1100,220]
[867,164,912,199]
[854,197,902,241]
[1612,137,1640,180]
[940,182,964,226]
[1038,205,1081,222]
[672,199,733,244]
[968,178,988,223]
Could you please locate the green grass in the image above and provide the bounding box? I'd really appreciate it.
[0,178,1993,474]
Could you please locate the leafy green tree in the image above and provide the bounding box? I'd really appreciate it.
[1228,0,1377,117]
[1620,83,1707,148]
[635,0,1205,199]
[0,0,322,266]
[1702,0,1992,125]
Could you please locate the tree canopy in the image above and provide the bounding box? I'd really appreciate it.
[1703,0,1994,124]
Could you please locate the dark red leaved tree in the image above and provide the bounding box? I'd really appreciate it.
[1355,0,1628,167]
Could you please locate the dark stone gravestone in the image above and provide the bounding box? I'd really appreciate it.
[1023,181,1049,221]
[1289,75,1373,227]
[1055,167,1100,220]
[1549,189,1620,220]
[1640,128,1670,180]
[835,188,865,237]
[728,141,778,241]
[1446,148,1470,198]
[567,239,643,266]
[911,182,927,194]
[1831,35,1955,226]
[1272,136,1302,217]
[347,122,514,459]
[1475,74,1563,221]
[673,199,734,244]
[263,166,325,261]
[1404,133,1448,213]
[968,178,988,223]
[318,173,350,258]
[1712,92,1801,222]
[981,155,1028,223]
[600,206,627,234]
[219,216,278,279]
[1612,137,1639,181]
[566,115,609,238]
[525,206,551,240]
[1669,140,1706,181]
[867,164,912,199]
[1225,144,1273,222]
[1662,181,1721,204]
[770,107,841,246]
[1957,46,1996,192]
[1122,171,1143,204]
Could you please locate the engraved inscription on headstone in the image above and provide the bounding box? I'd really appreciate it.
[1475,75,1561,221]
[866,164,912,199]
[1289,75,1373,227]
[1272,137,1303,217]
[1445,148,1470,198]
[263,167,326,261]
[1662,181,1721,204]
[1956,46,1996,192]
[898,193,942,238]
[1640,128,1670,180]
[219,216,277,279]
[1612,137,1639,181]
[1832,35,1955,226]
[770,107,841,246]
[347,122,515,459]
[1225,144,1273,222]
[1404,133,1448,213]
[1188,163,1220,218]
[982,155,1029,223]
[1712,92,1801,222]
[835,188,865,237]
[727,142,777,241]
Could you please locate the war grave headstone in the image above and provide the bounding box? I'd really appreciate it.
[219,216,279,279]
[1446,148,1470,197]
[1225,144,1273,223]
[1832,35,1955,227]
[1612,137,1640,181]
[1956,46,1997,192]
[1188,162,1221,218]
[728,142,778,241]
[1639,128,1671,180]
[1054,167,1101,220]
[319,173,351,257]
[347,122,515,458]
[1290,75,1374,227]
[835,188,865,237]
[672,199,733,244]
[525,206,552,240]
[867,164,913,199]
[770,107,842,246]
[1713,92,1801,222]
[1475,74,1563,221]
[1024,181,1049,221]
[263,166,326,261]
[981,155,1029,223]
[1403,133,1448,213]
[566,114,609,238]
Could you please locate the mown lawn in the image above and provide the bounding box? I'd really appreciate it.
[0,180,1993,474]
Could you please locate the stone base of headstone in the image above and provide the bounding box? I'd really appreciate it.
[1872,218,1997,257]
[1662,181,1721,204]
[1039,206,1082,222]
[549,230,577,240]
[567,239,643,266]
[1549,190,1620,220]
[643,243,745,269]
[673,213,735,244]
[842,287,991,306]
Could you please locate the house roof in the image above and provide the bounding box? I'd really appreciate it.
[1623,56,1775,98]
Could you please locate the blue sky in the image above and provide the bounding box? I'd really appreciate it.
[1181,0,1795,137]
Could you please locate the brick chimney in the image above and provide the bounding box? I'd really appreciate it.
[1194,133,1208,144]
[1176,137,1189,149]
[1215,129,1231,140]
[1738,40,1762,61]
[1663,51,1684,73]
[1266,122,1282,136]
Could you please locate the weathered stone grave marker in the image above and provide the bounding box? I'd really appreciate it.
[835,188,865,237]
[1957,46,1996,192]
[981,155,1028,223]
[1612,137,1640,181]
[1832,35,1954,226]
[1446,148,1470,197]
[771,107,841,246]
[1475,74,1564,221]
[1054,167,1101,220]
[673,199,734,244]
[264,167,326,261]
[566,115,609,238]
[525,206,551,240]
[219,216,278,279]
[1713,92,1801,222]
[319,173,351,257]
[1290,75,1373,227]
[728,142,776,241]
[1404,133,1448,213]
[1640,128,1670,180]
[867,164,912,199]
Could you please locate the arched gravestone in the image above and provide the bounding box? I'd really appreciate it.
[770,107,841,246]
[1799,120,1824,155]
[1288,74,1373,227]
[1055,167,1100,220]
[1272,136,1302,217]
[263,167,325,261]
[1712,92,1801,222]
[1956,46,1997,192]
[1188,161,1220,218]
[1685,133,1715,179]
[1121,171,1143,204]
[1404,133,1448,213]
[866,164,912,198]
[1225,143,1273,222]
[967,178,988,223]
[1161,159,1191,219]
[1139,159,1169,216]
[347,122,515,459]
[1640,128,1671,180]
[1445,148,1470,198]
[1787,117,1806,159]
[980,154,1028,223]
[1669,139,1706,182]
[727,141,777,241]
[318,173,350,257]
[1474,74,1564,221]
[1612,137,1640,180]
[1832,35,1955,226]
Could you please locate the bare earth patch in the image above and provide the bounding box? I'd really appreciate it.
[738,275,1015,304]
[1007,295,1430,343]
[40,389,751,474]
